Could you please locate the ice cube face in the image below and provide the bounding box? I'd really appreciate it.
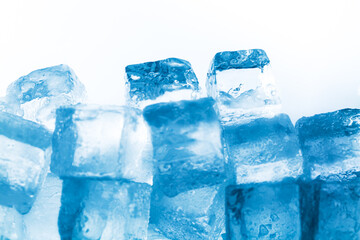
[143,98,225,197]
[296,108,360,180]
[150,184,225,240]
[58,179,151,240]
[0,205,24,239]
[51,104,153,184]
[23,173,62,240]
[6,64,86,130]
[125,58,200,108]
[226,181,301,240]
[0,111,51,214]
[224,114,303,184]
[207,49,280,124]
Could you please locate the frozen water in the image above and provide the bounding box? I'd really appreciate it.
[150,184,225,240]
[296,108,360,239]
[125,58,199,108]
[206,49,280,125]
[226,181,301,239]
[0,205,23,239]
[51,104,153,184]
[143,98,225,197]
[224,114,303,184]
[23,173,62,240]
[296,108,360,180]
[58,179,151,240]
[0,111,52,214]
[147,224,170,240]
[6,64,86,130]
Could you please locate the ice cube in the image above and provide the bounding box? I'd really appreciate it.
[206,49,280,124]
[296,108,360,180]
[224,114,303,184]
[0,205,24,239]
[59,179,151,239]
[143,98,225,197]
[150,184,225,240]
[23,173,62,240]
[0,111,52,214]
[125,58,200,108]
[296,108,360,239]
[226,181,301,239]
[6,64,86,130]
[51,104,153,184]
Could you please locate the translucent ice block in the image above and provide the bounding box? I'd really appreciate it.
[206,49,280,124]
[58,179,151,240]
[224,114,303,184]
[296,108,360,180]
[143,98,225,197]
[0,205,23,239]
[51,104,153,184]
[6,64,86,130]
[296,109,360,239]
[0,111,51,214]
[150,184,225,240]
[226,181,301,239]
[125,58,199,108]
[23,173,62,240]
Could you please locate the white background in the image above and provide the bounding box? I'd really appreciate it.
[0,0,359,122]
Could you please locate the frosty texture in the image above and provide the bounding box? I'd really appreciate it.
[296,108,360,180]
[6,64,86,130]
[207,49,280,124]
[224,114,303,184]
[226,181,301,239]
[151,184,225,240]
[143,98,225,196]
[23,173,62,240]
[0,205,23,239]
[59,179,151,240]
[125,58,199,108]
[0,111,51,214]
[51,104,153,184]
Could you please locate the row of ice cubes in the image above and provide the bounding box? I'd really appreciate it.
[0,50,359,240]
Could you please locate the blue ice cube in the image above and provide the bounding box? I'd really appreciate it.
[206,49,280,124]
[58,179,151,239]
[224,114,303,184]
[51,104,153,184]
[226,181,301,239]
[143,98,225,197]
[0,111,52,214]
[6,64,86,130]
[150,184,225,240]
[125,58,199,108]
[296,108,360,239]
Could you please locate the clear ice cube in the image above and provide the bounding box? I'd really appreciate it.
[51,104,153,184]
[226,181,301,239]
[296,108,360,239]
[224,114,303,184]
[150,184,225,240]
[143,98,225,197]
[22,173,62,240]
[0,111,52,214]
[58,179,151,240]
[125,58,199,108]
[206,49,280,124]
[6,64,86,130]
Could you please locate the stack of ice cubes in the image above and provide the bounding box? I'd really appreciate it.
[207,49,303,239]
[126,58,226,239]
[296,109,360,239]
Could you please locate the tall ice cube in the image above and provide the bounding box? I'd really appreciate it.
[296,108,360,239]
